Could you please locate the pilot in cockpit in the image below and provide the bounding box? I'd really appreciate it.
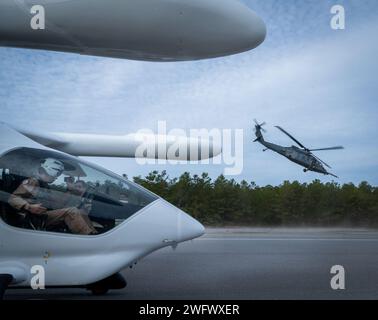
[63,177,91,209]
[63,178,94,216]
[8,158,98,235]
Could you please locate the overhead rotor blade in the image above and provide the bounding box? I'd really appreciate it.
[328,172,339,179]
[275,126,307,149]
[309,146,344,151]
[312,154,332,169]
[13,127,222,160]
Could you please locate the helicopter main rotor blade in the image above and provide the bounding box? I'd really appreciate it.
[312,154,332,169]
[275,126,307,150]
[309,146,344,151]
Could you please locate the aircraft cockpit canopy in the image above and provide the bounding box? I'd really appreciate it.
[0,147,158,235]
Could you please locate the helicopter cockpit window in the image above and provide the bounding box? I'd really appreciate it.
[0,148,158,235]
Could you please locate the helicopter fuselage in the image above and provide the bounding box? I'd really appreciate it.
[254,121,334,177]
[261,141,328,174]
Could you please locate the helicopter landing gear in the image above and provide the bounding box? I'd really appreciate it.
[0,274,13,300]
[86,272,127,296]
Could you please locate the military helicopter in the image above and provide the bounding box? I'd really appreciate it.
[253,120,344,178]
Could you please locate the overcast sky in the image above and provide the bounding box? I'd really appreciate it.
[0,0,377,186]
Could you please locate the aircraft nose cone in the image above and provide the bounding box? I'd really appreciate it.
[177,209,205,242]
[179,0,266,59]
[118,199,205,248]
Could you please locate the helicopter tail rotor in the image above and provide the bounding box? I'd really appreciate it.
[253,119,267,142]
[254,119,267,132]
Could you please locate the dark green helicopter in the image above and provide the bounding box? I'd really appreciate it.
[253,120,344,178]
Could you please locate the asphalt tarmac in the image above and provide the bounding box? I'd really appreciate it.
[5,228,378,300]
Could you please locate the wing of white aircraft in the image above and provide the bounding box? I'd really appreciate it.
[13,126,222,161]
[0,0,266,62]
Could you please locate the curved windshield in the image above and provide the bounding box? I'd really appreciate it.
[0,148,158,235]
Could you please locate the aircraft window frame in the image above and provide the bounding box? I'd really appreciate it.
[0,147,159,236]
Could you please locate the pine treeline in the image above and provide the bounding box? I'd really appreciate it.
[133,171,378,227]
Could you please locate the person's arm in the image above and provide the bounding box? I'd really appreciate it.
[8,182,31,211]
[8,179,47,214]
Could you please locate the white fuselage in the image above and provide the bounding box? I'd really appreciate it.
[0,123,204,287]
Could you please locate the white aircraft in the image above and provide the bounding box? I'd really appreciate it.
[0,123,219,297]
[0,0,266,61]
[0,0,266,298]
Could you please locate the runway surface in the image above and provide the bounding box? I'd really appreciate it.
[6,228,378,300]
